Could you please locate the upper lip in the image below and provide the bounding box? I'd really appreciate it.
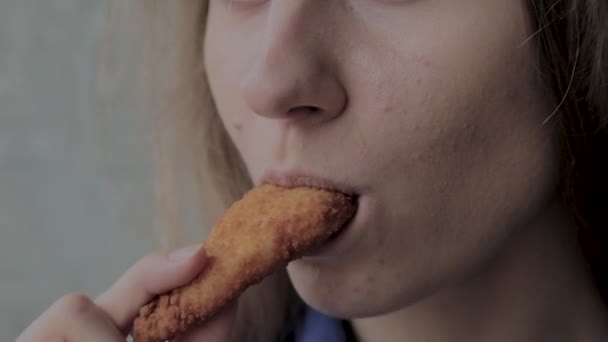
[259,169,359,196]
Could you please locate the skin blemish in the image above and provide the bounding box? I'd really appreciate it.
[418,55,433,68]
[413,53,434,69]
[233,122,243,132]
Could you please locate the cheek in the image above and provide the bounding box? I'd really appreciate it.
[356,39,557,252]
[204,16,254,157]
[348,7,550,198]
[204,58,260,175]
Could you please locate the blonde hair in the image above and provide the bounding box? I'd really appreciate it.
[123,0,608,340]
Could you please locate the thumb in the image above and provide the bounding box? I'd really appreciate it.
[95,244,209,333]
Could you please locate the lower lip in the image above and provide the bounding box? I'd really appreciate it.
[301,195,366,259]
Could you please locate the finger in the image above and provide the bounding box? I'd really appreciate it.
[179,303,237,342]
[17,293,123,342]
[95,244,209,332]
[63,295,124,341]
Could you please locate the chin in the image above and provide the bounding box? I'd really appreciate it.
[286,259,437,320]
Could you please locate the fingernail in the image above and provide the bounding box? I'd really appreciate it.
[168,244,201,262]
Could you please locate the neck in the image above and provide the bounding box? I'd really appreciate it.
[352,202,608,342]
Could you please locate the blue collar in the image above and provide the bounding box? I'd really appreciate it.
[280,302,357,342]
[294,306,349,342]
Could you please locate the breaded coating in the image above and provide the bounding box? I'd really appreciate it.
[132,184,357,342]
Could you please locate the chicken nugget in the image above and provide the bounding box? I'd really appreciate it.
[132,184,357,342]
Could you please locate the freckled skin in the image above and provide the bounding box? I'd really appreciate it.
[204,0,558,320]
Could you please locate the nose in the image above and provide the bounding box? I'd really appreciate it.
[240,3,347,123]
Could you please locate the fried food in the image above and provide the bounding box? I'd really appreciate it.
[132,184,357,342]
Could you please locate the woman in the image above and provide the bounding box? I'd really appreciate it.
[17,0,608,341]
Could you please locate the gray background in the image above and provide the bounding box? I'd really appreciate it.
[1,1,161,339]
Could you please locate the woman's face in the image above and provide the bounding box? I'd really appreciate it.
[204,0,559,318]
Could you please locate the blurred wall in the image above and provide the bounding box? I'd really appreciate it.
[0,1,160,339]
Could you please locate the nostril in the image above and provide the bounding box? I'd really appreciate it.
[288,106,321,115]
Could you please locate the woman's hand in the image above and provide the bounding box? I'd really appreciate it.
[16,245,236,341]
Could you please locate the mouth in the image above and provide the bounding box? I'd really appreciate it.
[259,169,359,196]
[259,169,361,255]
